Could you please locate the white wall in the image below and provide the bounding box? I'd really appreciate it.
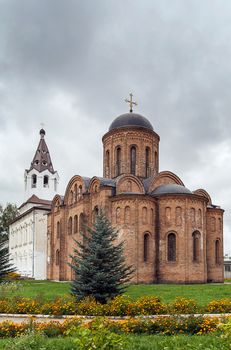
[9,208,48,279]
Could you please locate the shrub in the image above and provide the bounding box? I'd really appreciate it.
[169,297,198,314]
[66,318,127,350]
[206,299,231,314]
[4,331,47,350]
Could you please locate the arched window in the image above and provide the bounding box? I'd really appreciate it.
[192,231,200,262]
[78,185,83,199]
[106,150,110,168]
[74,215,78,234]
[130,146,136,175]
[79,213,86,234]
[116,147,121,176]
[57,221,60,238]
[145,147,150,177]
[70,191,73,205]
[150,208,154,225]
[43,175,49,187]
[165,207,171,226]
[175,207,182,226]
[55,250,60,266]
[190,208,196,226]
[154,151,158,169]
[210,217,216,232]
[68,217,73,235]
[93,206,99,224]
[167,233,176,261]
[198,209,202,228]
[116,207,121,223]
[31,174,37,188]
[125,206,130,224]
[215,239,221,265]
[54,178,57,191]
[144,233,150,262]
[74,184,77,203]
[142,207,147,224]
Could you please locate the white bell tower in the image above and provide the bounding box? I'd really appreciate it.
[24,129,59,201]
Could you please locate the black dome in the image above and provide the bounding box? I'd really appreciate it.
[151,184,192,196]
[109,113,153,131]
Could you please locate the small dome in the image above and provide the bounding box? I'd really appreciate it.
[109,113,153,131]
[40,128,46,136]
[151,184,192,196]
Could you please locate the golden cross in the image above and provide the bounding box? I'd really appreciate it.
[125,93,138,113]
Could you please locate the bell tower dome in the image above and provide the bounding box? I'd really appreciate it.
[102,95,160,179]
[24,129,59,200]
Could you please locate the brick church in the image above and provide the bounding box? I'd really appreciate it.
[47,95,224,283]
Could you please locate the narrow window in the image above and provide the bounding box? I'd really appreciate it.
[154,151,158,169]
[79,213,86,234]
[68,217,73,235]
[116,207,121,224]
[74,215,78,234]
[93,206,99,224]
[78,185,83,199]
[144,233,149,262]
[167,233,176,261]
[192,231,200,262]
[190,208,196,226]
[210,217,216,232]
[145,147,150,177]
[198,209,202,228]
[54,178,57,191]
[43,175,49,187]
[175,207,182,226]
[57,221,60,238]
[165,207,171,226]
[31,174,37,188]
[74,184,77,203]
[70,191,73,205]
[106,150,110,168]
[215,240,220,265]
[116,147,121,176]
[142,207,147,224]
[130,146,136,175]
[125,206,130,224]
[55,250,60,266]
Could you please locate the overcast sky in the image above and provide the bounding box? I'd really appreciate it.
[0,0,231,254]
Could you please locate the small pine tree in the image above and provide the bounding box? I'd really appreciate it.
[0,240,16,282]
[69,211,134,303]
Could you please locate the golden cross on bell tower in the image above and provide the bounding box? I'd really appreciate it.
[125,93,138,113]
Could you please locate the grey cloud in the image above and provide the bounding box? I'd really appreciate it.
[0,0,231,252]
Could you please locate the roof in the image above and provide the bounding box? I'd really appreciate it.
[19,194,52,210]
[109,112,154,131]
[151,184,192,196]
[98,177,116,187]
[29,129,55,174]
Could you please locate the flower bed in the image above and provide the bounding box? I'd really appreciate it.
[0,295,230,316]
[0,315,228,338]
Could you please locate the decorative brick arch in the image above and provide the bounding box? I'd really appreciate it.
[89,177,101,194]
[148,171,184,193]
[193,189,212,205]
[116,174,145,194]
[51,194,63,212]
[64,175,85,205]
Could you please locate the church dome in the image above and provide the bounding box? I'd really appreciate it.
[109,113,153,131]
[151,184,192,196]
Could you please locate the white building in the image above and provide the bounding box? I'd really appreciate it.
[9,129,59,279]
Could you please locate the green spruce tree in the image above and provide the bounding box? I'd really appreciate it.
[0,240,16,282]
[69,211,134,303]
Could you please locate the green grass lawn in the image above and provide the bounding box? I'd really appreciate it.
[0,334,229,350]
[1,280,230,306]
